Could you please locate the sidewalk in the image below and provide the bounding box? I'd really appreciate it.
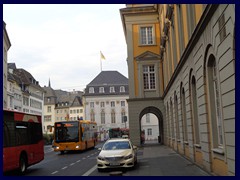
[124,144,211,176]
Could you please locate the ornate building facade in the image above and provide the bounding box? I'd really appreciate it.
[120,4,235,175]
[84,71,129,133]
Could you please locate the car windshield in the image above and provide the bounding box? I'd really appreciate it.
[103,141,131,150]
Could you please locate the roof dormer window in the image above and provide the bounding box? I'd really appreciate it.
[120,86,125,93]
[89,87,94,93]
[99,87,104,93]
[110,87,115,93]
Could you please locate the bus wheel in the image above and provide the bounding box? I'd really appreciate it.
[19,154,27,174]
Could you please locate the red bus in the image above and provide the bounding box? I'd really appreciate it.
[109,128,129,139]
[3,110,44,174]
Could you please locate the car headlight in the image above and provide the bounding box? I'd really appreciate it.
[97,156,105,161]
[124,154,133,160]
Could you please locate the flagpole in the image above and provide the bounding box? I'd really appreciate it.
[100,51,105,72]
[100,56,102,72]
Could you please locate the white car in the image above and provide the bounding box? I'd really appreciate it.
[97,138,137,171]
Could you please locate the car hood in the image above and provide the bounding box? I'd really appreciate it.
[99,149,132,157]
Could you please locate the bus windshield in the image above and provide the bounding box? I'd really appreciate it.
[55,121,79,142]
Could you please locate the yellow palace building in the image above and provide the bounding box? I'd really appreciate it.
[120,4,235,176]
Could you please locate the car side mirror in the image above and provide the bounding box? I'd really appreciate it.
[133,145,138,150]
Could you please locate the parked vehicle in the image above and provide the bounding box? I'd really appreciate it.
[97,138,137,171]
[3,110,44,174]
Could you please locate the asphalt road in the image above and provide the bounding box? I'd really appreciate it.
[4,143,211,176]
[26,145,99,176]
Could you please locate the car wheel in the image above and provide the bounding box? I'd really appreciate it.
[134,158,138,165]
[19,154,27,174]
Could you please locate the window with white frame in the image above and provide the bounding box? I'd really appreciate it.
[146,113,150,123]
[120,86,125,92]
[100,102,105,108]
[121,101,125,107]
[90,102,94,108]
[111,101,115,107]
[110,87,115,93]
[147,128,152,136]
[111,110,116,123]
[89,87,94,93]
[99,87,104,93]
[47,106,51,113]
[143,65,156,90]
[140,26,154,45]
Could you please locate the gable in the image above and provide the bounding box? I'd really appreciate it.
[135,51,161,61]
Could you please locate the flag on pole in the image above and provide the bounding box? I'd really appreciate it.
[100,51,106,60]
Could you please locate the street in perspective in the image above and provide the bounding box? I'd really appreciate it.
[4,142,211,176]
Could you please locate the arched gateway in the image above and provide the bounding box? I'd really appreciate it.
[139,106,164,145]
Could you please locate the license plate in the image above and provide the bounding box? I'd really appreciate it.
[110,162,120,166]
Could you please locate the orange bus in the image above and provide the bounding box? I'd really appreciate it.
[3,110,44,174]
[53,120,97,154]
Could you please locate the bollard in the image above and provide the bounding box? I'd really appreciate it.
[109,171,123,176]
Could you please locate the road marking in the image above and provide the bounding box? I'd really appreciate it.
[82,157,86,160]
[87,156,90,158]
[82,165,97,176]
[70,163,75,166]
[62,166,68,170]
[76,160,81,163]
[51,171,58,174]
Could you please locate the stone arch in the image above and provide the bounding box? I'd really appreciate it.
[139,106,164,144]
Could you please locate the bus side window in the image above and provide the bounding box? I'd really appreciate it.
[3,122,10,147]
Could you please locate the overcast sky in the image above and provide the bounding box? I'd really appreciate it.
[3,4,128,91]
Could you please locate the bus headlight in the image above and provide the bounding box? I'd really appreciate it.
[56,146,60,150]
[76,145,80,149]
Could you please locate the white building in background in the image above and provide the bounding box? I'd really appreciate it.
[141,113,159,141]
[84,71,129,132]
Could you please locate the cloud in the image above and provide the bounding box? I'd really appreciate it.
[4,4,127,91]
